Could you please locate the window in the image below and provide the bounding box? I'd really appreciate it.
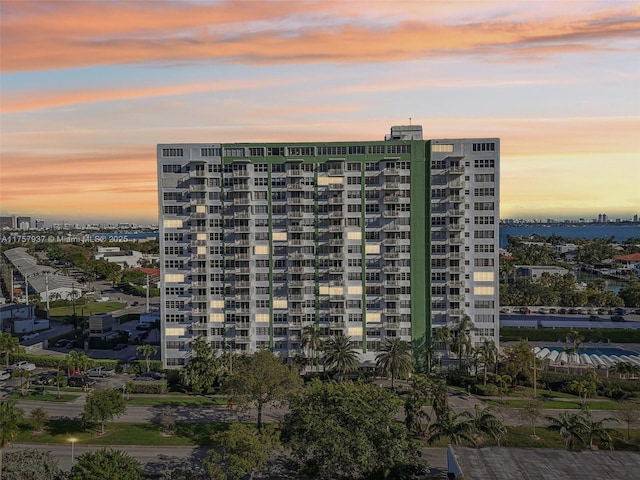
[162,164,182,173]
[431,144,454,152]
[472,143,495,152]
[474,216,495,225]
[474,300,495,309]
[474,258,495,267]
[349,146,365,155]
[162,148,183,157]
[318,146,346,155]
[474,159,495,168]
[201,147,221,156]
[474,230,494,239]
[248,147,264,157]
[474,202,495,211]
[474,188,495,197]
[474,173,495,182]
[387,145,411,154]
[474,244,495,253]
[368,145,385,154]
[287,146,315,156]
[224,147,245,157]
[267,147,285,156]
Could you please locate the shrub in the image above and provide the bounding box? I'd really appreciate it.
[129,380,168,394]
[473,383,499,396]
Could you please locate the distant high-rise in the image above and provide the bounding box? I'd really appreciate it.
[157,126,500,368]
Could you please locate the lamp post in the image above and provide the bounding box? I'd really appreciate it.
[69,437,77,465]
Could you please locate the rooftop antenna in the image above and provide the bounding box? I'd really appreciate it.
[409,117,412,125]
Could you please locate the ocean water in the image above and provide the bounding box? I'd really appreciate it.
[544,346,638,357]
[499,225,640,248]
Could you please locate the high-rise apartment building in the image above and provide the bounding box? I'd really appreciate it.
[157,126,499,368]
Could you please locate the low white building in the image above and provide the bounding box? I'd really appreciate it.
[94,247,142,268]
[514,265,569,280]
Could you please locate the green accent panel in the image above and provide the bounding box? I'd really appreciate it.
[410,141,430,346]
[268,166,274,350]
[360,166,367,352]
[314,166,320,328]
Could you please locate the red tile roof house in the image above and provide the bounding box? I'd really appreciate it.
[613,253,640,275]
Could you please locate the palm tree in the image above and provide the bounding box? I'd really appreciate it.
[136,344,158,372]
[427,409,474,445]
[54,369,66,399]
[0,334,21,369]
[546,411,588,450]
[301,324,323,374]
[462,404,506,446]
[0,401,24,478]
[322,334,359,382]
[579,407,618,450]
[14,370,36,396]
[431,378,450,419]
[66,350,90,375]
[450,315,474,371]
[477,338,498,386]
[432,326,451,353]
[375,337,414,389]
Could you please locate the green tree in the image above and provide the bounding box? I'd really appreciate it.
[180,336,219,394]
[83,389,127,434]
[427,409,475,446]
[579,407,617,450]
[501,340,535,385]
[546,411,587,450]
[14,369,36,396]
[66,350,90,375]
[619,281,640,308]
[518,400,543,439]
[0,334,21,369]
[224,350,302,432]
[54,369,66,398]
[69,449,143,480]
[322,334,359,381]
[462,404,506,446]
[568,372,598,406]
[495,374,512,403]
[29,407,49,434]
[282,380,428,480]
[0,401,24,479]
[477,338,498,386]
[301,324,323,374]
[136,344,158,373]
[375,337,414,389]
[203,423,279,480]
[2,448,61,480]
[403,375,432,437]
[450,315,474,371]
[614,401,640,440]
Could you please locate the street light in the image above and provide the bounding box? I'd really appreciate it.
[69,437,77,464]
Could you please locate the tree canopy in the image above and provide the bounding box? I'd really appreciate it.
[69,449,143,480]
[224,350,301,431]
[282,380,428,479]
[83,389,127,434]
[2,448,61,480]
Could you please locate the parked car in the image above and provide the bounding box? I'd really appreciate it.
[548,308,557,314]
[611,315,626,322]
[589,315,602,322]
[113,343,128,351]
[35,371,57,385]
[615,307,628,315]
[55,339,69,348]
[9,361,36,372]
[133,376,157,382]
[86,366,115,377]
[0,370,11,381]
[137,371,164,380]
[67,375,96,388]
[518,307,531,314]
[21,332,40,341]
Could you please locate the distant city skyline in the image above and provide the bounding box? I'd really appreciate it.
[1,1,639,223]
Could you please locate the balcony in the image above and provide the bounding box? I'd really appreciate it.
[384,168,399,175]
[449,266,465,273]
[190,240,207,247]
[190,226,207,233]
[233,211,249,219]
[191,295,207,302]
[329,211,343,218]
[192,254,207,260]
[329,253,344,260]
[234,254,251,260]
[234,239,250,246]
[287,169,303,177]
[448,165,465,175]
[232,170,250,178]
[189,184,207,192]
[382,224,400,232]
[383,196,400,204]
[447,223,464,231]
[328,183,343,190]
[382,182,400,190]
[233,198,251,206]
[329,197,343,205]
[383,252,399,259]
[328,169,344,176]
[448,195,463,203]
[382,238,398,245]
[287,183,304,191]
[288,225,304,232]
[382,211,399,218]
[449,252,465,260]
[383,266,400,273]
[234,226,250,233]
[288,211,305,218]
[329,225,343,232]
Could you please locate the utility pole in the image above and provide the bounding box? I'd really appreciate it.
[146,274,150,312]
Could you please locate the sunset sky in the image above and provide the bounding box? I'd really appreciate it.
[1,0,639,225]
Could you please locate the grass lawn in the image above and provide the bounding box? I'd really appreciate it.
[126,396,227,407]
[16,420,225,446]
[425,426,640,450]
[6,391,79,402]
[49,301,125,317]
[485,398,638,410]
